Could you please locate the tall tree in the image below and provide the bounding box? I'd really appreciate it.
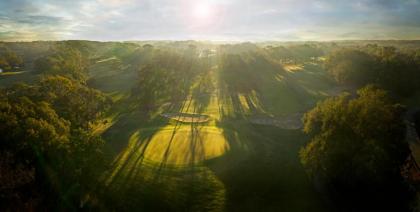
[300,85,411,210]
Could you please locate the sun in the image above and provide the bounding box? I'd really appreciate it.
[192,3,212,19]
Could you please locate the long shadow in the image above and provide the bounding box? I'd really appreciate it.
[100,57,203,188]
[94,50,227,211]
[152,93,193,179]
[191,70,214,114]
[202,52,332,211]
[208,116,330,211]
[151,60,215,178]
[219,51,333,118]
[150,60,207,177]
[101,113,168,187]
[135,66,215,212]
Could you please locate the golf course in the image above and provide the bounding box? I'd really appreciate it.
[86,46,336,211]
[2,40,420,211]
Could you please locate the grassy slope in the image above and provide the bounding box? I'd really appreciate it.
[0,71,38,87]
[89,57,335,211]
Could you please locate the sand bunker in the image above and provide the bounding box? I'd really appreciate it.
[249,113,303,130]
[161,112,211,123]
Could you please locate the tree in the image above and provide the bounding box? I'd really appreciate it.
[0,77,109,209]
[375,47,420,97]
[300,85,411,210]
[5,76,111,129]
[37,76,111,129]
[0,48,23,72]
[325,49,377,85]
[34,44,88,81]
[0,95,71,210]
[131,50,200,111]
[325,47,420,97]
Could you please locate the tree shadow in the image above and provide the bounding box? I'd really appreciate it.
[201,52,332,211]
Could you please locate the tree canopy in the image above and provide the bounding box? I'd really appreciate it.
[0,46,23,72]
[300,85,411,210]
[325,46,420,97]
[34,44,89,81]
[0,75,109,210]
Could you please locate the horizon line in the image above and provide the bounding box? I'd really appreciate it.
[2,39,420,43]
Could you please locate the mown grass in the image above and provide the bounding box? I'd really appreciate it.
[88,59,334,211]
[0,71,38,87]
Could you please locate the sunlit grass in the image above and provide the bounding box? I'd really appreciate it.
[98,59,335,211]
[135,127,228,165]
[283,64,304,72]
[0,71,27,75]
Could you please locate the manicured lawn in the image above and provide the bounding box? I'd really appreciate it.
[91,62,334,211]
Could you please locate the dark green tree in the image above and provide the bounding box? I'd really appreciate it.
[300,85,411,210]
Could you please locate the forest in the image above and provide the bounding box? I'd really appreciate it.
[1,40,420,211]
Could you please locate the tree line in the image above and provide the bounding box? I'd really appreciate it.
[325,45,420,97]
[0,43,111,210]
[300,44,420,211]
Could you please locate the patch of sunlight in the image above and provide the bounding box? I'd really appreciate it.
[236,91,266,115]
[96,56,118,63]
[249,90,266,113]
[91,113,119,135]
[274,73,284,82]
[106,125,230,184]
[283,64,304,72]
[218,96,235,118]
[0,71,27,76]
[143,126,229,165]
[174,93,222,121]
[109,91,126,101]
[238,95,251,112]
[206,95,222,120]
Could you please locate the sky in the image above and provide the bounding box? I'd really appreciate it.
[1,0,420,41]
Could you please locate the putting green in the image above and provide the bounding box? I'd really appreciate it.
[119,126,229,167]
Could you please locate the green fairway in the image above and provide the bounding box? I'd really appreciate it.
[1,8,418,210]
[0,71,38,87]
[92,58,335,211]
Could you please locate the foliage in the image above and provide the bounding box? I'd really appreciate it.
[6,76,111,129]
[37,76,111,129]
[300,85,411,210]
[0,46,23,72]
[33,43,89,81]
[0,96,70,159]
[266,44,324,63]
[0,76,109,210]
[325,49,376,85]
[325,46,420,97]
[131,50,203,110]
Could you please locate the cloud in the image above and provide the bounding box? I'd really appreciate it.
[0,0,420,41]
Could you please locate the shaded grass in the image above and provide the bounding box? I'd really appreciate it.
[208,121,330,211]
[91,58,333,211]
[0,71,38,87]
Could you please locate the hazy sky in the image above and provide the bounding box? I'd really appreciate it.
[1,0,420,41]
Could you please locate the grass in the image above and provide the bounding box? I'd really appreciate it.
[161,113,211,123]
[0,55,335,211]
[88,58,137,93]
[0,71,38,87]
[88,59,334,211]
